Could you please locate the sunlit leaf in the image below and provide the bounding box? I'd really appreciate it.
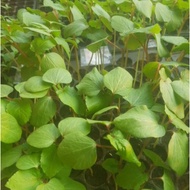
[92,4,110,21]
[161,171,175,190]
[1,84,13,97]
[102,158,119,174]
[70,5,85,21]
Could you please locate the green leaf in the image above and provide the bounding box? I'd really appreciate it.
[133,0,153,19]
[155,33,169,57]
[30,38,55,54]
[1,84,13,97]
[104,67,133,95]
[6,169,42,190]
[43,0,65,11]
[87,37,107,53]
[107,130,141,166]
[87,119,112,127]
[2,145,23,170]
[114,106,166,138]
[92,4,110,21]
[161,171,175,190]
[58,117,90,136]
[10,31,32,43]
[116,163,148,189]
[40,145,63,178]
[111,15,134,34]
[7,99,32,126]
[76,67,104,96]
[155,3,171,22]
[57,132,97,170]
[56,86,86,115]
[143,149,170,169]
[167,131,188,176]
[171,70,189,101]
[1,113,22,144]
[124,83,154,108]
[102,158,119,174]
[162,36,188,46]
[1,99,9,114]
[36,178,65,190]
[41,52,66,73]
[30,96,56,127]
[27,123,60,148]
[70,5,84,21]
[24,76,52,93]
[165,106,189,133]
[16,153,40,170]
[42,68,72,85]
[64,19,88,38]
[143,62,160,79]
[159,68,184,119]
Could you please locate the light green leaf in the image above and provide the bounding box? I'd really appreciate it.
[70,5,84,21]
[143,149,170,169]
[40,145,63,178]
[133,0,153,19]
[24,76,52,93]
[116,163,148,189]
[162,36,188,46]
[1,113,22,144]
[36,178,65,190]
[87,37,107,53]
[111,15,134,34]
[56,86,86,115]
[57,132,97,170]
[16,153,40,170]
[58,117,90,136]
[124,83,154,108]
[104,67,133,95]
[102,158,119,174]
[6,169,42,190]
[171,70,189,101]
[27,123,60,148]
[1,99,9,114]
[30,38,55,54]
[87,119,112,127]
[114,106,166,138]
[155,3,171,22]
[7,99,32,126]
[2,145,23,170]
[76,67,104,96]
[42,68,72,85]
[165,106,189,133]
[161,171,175,190]
[41,52,66,73]
[43,0,65,11]
[64,19,88,38]
[167,131,188,176]
[107,130,141,166]
[30,96,56,127]
[61,177,86,190]
[92,4,110,21]
[159,68,184,119]
[1,84,13,97]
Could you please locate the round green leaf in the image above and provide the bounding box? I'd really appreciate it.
[114,106,166,138]
[24,76,52,93]
[41,52,66,73]
[104,67,133,95]
[30,96,56,127]
[27,123,60,148]
[1,84,13,97]
[58,117,90,136]
[57,132,97,170]
[167,131,188,176]
[1,113,22,144]
[16,153,40,170]
[7,99,32,126]
[36,178,65,190]
[6,169,42,190]
[76,67,104,96]
[42,68,72,85]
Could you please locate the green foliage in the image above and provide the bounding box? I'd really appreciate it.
[1,0,189,189]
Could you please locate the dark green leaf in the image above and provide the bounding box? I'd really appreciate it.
[102,158,119,174]
[143,62,160,79]
[114,106,166,138]
[1,113,22,144]
[57,132,97,170]
[58,117,90,136]
[30,96,56,127]
[167,131,188,176]
[27,123,60,148]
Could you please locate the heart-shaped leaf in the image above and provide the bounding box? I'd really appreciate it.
[1,113,22,144]
[27,123,60,148]
[42,68,72,85]
[57,132,97,170]
[114,105,166,138]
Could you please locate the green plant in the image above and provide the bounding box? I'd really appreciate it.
[1,0,189,189]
